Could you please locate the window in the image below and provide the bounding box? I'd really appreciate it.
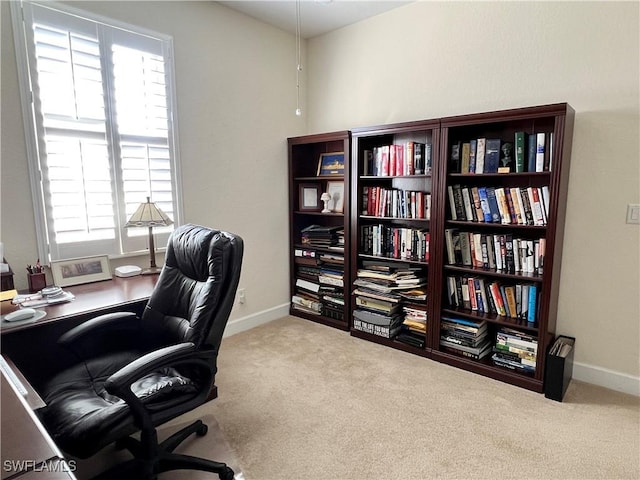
[11,1,182,262]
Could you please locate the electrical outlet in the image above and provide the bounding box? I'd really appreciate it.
[626,204,640,224]
[237,288,246,304]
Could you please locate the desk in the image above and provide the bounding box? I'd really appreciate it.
[1,365,77,479]
[1,275,156,391]
[1,275,158,335]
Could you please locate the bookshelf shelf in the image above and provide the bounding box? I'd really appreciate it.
[443,265,544,283]
[288,131,351,331]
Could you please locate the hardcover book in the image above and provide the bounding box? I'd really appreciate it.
[484,139,501,173]
[475,138,486,174]
[514,131,526,172]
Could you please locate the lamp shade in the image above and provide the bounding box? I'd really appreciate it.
[124,197,173,228]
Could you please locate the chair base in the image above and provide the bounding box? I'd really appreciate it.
[92,420,234,480]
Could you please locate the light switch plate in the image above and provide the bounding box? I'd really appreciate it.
[626,204,640,224]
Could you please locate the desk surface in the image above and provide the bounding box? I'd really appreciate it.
[1,275,157,335]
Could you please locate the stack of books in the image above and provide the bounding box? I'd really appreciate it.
[292,247,345,320]
[439,316,491,360]
[395,302,428,348]
[352,260,427,339]
[301,225,342,248]
[492,327,538,374]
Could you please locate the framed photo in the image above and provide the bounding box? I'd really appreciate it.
[317,152,345,176]
[51,255,112,287]
[326,181,345,213]
[299,183,321,212]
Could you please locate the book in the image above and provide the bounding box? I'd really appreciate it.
[475,138,486,174]
[414,142,426,175]
[471,187,484,223]
[477,187,493,222]
[447,185,457,220]
[485,187,501,223]
[450,141,462,172]
[484,139,501,173]
[514,131,526,172]
[535,133,545,172]
[527,284,538,323]
[461,187,475,222]
[460,142,470,174]
[527,134,537,172]
[468,139,477,174]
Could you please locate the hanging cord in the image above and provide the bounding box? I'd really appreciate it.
[295,0,302,116]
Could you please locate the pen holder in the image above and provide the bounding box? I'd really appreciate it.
[28,272,46,293]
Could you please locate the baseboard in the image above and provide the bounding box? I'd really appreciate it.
[573,361,640,397]
[224,308,640,397]
[223,303,289,338]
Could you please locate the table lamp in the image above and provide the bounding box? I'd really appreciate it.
[124,197,173,275]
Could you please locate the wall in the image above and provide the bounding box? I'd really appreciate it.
[306,1,640,393]
[1,1,306,328]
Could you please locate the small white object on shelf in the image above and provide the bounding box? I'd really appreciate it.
[115,265,142,278]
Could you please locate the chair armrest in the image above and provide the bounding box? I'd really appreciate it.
[105,342,197,394]
[103,342,216,433]
[58,312,140,358]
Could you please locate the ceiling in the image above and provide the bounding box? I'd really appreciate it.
[217,1,413,39]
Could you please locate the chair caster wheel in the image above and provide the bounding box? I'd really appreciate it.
[196,423,208,436]
[219,466,234,480]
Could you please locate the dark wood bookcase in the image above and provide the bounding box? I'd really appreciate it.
[288,131,351,330]
[288,104,573,392]
[432,103,574,392]
[349,120,441,356]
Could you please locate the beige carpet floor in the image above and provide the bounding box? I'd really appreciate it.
[78,316,640,480]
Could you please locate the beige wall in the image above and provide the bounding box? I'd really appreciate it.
[1,1,306,320]
[2,1,638,391]
[306,1,640,384]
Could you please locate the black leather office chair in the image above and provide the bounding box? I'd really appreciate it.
[37,224,243,480]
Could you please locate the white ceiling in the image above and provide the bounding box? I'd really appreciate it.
[217,1,413,39]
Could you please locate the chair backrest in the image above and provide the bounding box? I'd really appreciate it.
[140,224,243,353]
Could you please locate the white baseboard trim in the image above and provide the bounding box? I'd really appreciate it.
[223,307,640,397]
[573,361,640,397]
[223,303,289,338]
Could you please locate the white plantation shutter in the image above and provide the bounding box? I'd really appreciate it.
[13,1,181,261]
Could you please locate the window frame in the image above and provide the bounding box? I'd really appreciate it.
[11,0,183,263]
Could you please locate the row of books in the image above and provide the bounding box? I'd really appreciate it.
[360,224,430,262]
[445,229,545,275]
[492,327,538,374]
[446,274,539,323]
[362,186,432,220]
[440,317,492,360]
[352,260,428,340]
[450,132,553,174]
[363,142,432,177]
[448,184,549,226]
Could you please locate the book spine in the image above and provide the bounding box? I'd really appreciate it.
[514,131,525,172]
[475,138,486,174]
[535,133,545,172]
[461,142,470,174]
[527,134,537,172]
[527,285,537,323]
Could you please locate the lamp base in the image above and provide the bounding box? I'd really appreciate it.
[141,267,162,276]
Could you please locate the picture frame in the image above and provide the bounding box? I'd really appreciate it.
[50,255,112,287]
[317,152,345,176]
[299,183,321,212]
[326,181,345,213]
